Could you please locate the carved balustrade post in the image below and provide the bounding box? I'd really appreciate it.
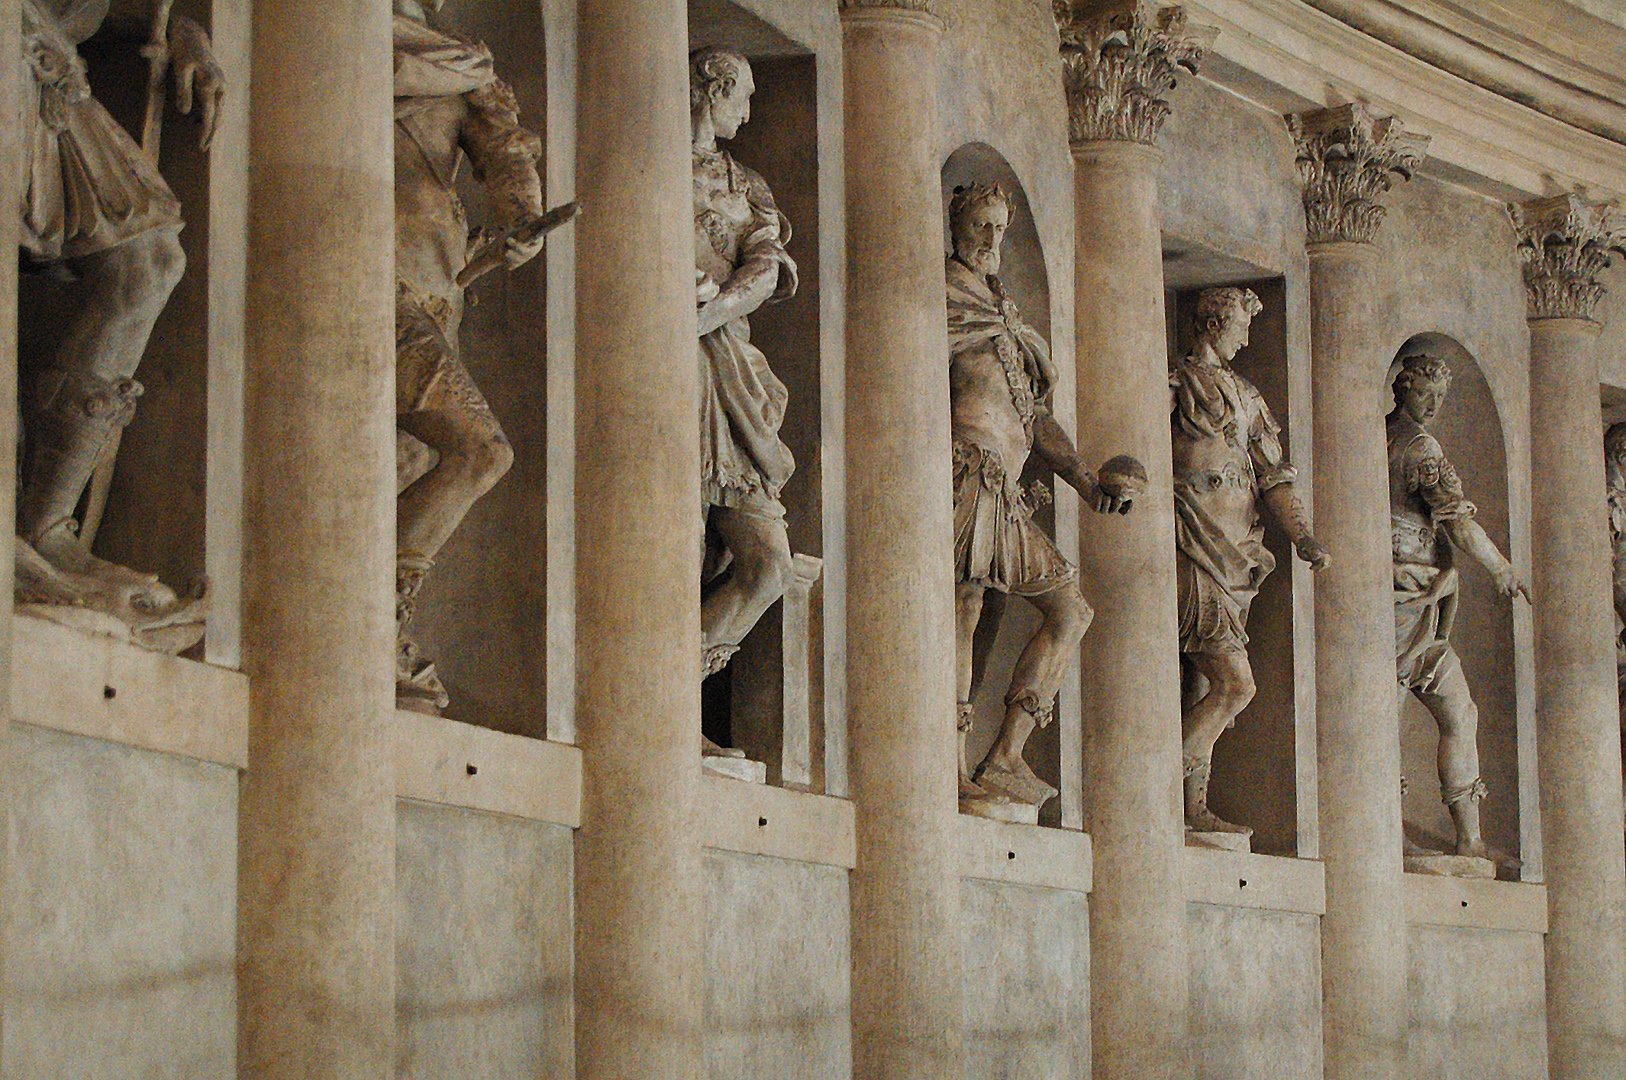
[839,1,965,1073]
[1511,193,1626,1078]
[574,1,707,1076]
[237,2,397,1075]
[1289,103,1428,1080]
[1056,3,1212,1076]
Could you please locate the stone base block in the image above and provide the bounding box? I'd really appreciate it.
[1186,829,1251,853]
[703,755,768,785]
[959,797,1040,826]
[1405,853,1496,879]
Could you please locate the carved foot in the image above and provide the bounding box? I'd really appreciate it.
[1183,807,1253,837]
[702,734,746,759]
[16,534,208,654]
[974,755,1058,807]
[397,635,450,715]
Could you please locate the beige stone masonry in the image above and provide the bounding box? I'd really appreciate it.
[958,816,1094,894]
[1184,849,1326,915]
[699,775,856,869]
[395,710,581,827]
[1404,876,1548,934]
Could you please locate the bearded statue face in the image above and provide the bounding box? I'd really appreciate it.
[951,198,1010,278]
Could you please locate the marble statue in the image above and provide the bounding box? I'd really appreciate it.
[1606,422,1626,716]
[13,0,222,648]
[689,47,801,759]
[946,181,1145,815]
[1173,287,1328,841]
[392,0,573,713]
[1389,352,1529,861]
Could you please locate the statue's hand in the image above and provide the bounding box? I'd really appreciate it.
[1295,535,1331,571]
[168,14,225,151]
[1493,562,1532,605]
[1093,454,1146,517]
[502,212,549,269]
[696,269,721,304]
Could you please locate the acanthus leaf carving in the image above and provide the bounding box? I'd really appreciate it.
[1053,0,1215,147]
[1509,194,1626,322]
[1287,103,1429,246]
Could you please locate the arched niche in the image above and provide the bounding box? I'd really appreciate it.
[941,143,1069,824]
[1387,333,1521,864]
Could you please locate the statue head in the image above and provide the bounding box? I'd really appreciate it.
[690,47,754,143]
[948,182,1011,278]
[1392,352,1453,426]
[1192,287,1262,362]
[1607,423,1626,489]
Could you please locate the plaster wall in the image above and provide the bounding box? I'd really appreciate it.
[395,801,574,1080]
[1407,924,1548,1079]
[703,849,852,1080]
[961,878,1091,1080]
[5,723,237,1080]
[1186,902,1323,1080]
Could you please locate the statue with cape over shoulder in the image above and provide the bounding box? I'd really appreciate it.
[945,180,1146,821]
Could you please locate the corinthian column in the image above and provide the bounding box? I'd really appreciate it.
[840,1,964,1074]
[1056,4,1211,1077]
[237,2,397,1076]
[1289,103,1428,1080]
[574,2,706,1077]
[1511,194,1626,1079]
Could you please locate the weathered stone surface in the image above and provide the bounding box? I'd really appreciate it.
[1054,0,1215,146]
[1287,104,1429,246]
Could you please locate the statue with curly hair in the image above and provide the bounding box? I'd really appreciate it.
[1389,352,1529,861]
[1173,287,1328,842]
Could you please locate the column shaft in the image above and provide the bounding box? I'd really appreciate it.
[237,1,397,1076]
[1529,316,1626,1078]
[1308,242,1406,1080]
[842,7,964,1075]
[1072,141,1191,1080]
[573,0,705,1076]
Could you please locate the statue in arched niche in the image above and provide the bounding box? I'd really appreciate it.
[13,0,222,648]
[1605,422,1626,718]
[945,180,1144,814]
[689,47,801,759]
[1172,287,1328,841]
[1389,352,1528,861]
[392,0,574,714]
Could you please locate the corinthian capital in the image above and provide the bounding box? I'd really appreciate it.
[1287,104,1430,245]
[1053,0,1216,147]
[1509,194,1626,321]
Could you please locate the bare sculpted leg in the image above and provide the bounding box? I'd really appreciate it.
[974,580,1092,805]
[956,581,989,796]
[1412,659,1488,858]
[22,228,186,589]
[1181,648,1257,834]
[396,363,514,563]
[702,503,793,667]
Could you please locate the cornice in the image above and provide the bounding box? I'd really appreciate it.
[1184,0,1626,202]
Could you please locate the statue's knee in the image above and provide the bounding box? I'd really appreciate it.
[1054,585,1093,643]
[140,230,188,295]
[471,435,514,491]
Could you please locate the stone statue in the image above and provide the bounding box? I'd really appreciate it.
[392,0,571,713]
[14,0,223,647]
[946,181,1144,815]
[1605,423,1626,716]
[689,46,801,761]
[1389,352,1529,861]
[1173,287,1328,841]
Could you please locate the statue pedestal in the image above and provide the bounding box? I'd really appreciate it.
[959,797,1040,826]
[1185,829,1251,854]
[703,755,767,785]
[1404,853,1496,879]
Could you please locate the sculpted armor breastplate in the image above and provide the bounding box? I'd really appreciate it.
[1389,421,1446,569]
[694,150,751,289]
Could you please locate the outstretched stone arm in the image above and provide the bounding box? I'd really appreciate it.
[1260,483,1330,569]
[1031,412,1141,514]
[1443,517,1531,602]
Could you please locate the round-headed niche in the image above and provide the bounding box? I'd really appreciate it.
[941,143,1065,822]
[1386,333,1520,865]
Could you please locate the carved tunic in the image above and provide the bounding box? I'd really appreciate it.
[1171,357,1295,653]
[694,148,797,509]
[1389,412,1476,691]
[21,0,181,261]
[947,256,1074,597]
[393,16,542,413]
